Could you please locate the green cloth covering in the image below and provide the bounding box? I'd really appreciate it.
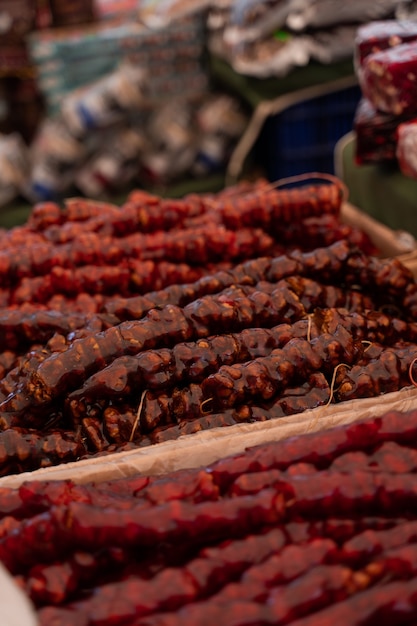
[209,56,356,109]
[0,204,32,230]
[336,132,417,238]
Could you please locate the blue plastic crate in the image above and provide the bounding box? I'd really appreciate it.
[255,83,362,182]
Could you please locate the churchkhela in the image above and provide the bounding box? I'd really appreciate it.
[0,178,415,477]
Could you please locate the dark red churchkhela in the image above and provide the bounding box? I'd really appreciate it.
[0,407,417,624]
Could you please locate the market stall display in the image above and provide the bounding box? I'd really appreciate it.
[4,404,417,624]
[0,176,416,481]
[1,4,417,626]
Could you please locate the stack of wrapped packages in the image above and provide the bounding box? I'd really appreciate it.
[353,18,417,178]
[207,0,412,78]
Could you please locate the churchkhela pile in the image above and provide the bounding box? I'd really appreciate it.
[5,407,417,624]
[0,175,416,478]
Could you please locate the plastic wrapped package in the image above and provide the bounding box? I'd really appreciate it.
[354,18,417,95]
[353,97,410,164]
[396,119,417,178]
[354,19,417,69]
[361,40,417,115]
[354,20,417,130]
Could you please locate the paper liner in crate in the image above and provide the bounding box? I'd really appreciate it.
[396,246,417,279]
[340,201,417,260]
[2,389,417,626]
[2,386,417,490]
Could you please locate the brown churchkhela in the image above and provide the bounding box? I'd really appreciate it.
[0,241,417,471]
[0,177,417,477]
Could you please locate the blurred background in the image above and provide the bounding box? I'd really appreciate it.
[1,0,417,223]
